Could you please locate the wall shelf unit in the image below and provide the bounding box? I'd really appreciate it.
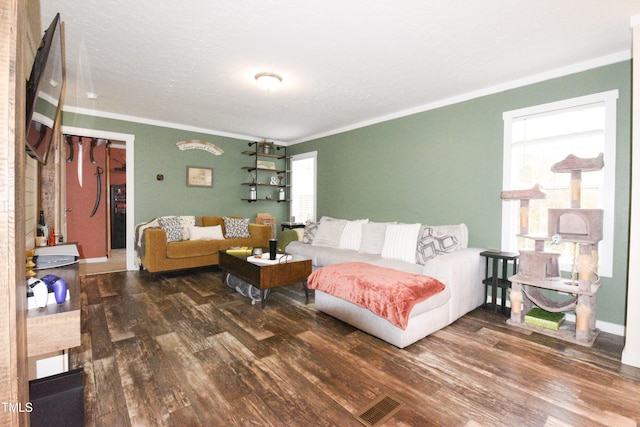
[241,142,290,203]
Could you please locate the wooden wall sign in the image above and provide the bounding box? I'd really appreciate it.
[175,140,224,156]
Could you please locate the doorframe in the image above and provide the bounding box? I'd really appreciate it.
[61,125,136,270]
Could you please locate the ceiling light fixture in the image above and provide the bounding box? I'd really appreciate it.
[255,72,282,90]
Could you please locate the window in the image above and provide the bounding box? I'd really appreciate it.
[502,90,617,277]
[290,151,317,223]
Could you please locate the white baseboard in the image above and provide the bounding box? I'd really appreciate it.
[621,347,640,368]
[80,257,108,264]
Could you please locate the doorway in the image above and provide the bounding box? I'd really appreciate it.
[64,135,125,272]
[61,126,136,271]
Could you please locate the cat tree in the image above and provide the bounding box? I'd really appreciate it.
[501,153,604,346]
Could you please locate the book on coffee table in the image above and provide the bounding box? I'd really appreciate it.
[226,246,252,255]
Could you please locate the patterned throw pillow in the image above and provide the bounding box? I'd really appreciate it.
[179,216,197,240]
[415,224,465,265]
[223,217,250,238]
[158,216,184,242]
[302,222,319,244]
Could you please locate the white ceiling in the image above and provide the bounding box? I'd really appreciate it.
[40,0,639,144]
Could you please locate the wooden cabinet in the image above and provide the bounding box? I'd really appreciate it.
[27,263,81,358]
[241,142,290,202]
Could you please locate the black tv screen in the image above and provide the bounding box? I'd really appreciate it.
[25,13,64,164]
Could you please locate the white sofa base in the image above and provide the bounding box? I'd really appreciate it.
[315,290,451,348]
[287,242,487,348]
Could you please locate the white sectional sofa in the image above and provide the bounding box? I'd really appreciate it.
[285,218,485,348]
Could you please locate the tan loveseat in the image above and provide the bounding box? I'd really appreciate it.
[140,216,271,273]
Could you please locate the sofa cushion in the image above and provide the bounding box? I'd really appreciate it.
[311,220,347,248]
[313,246,371,266]
[200,216,224,227]
[223,217,250,238]
[381,223,421,264]
[370,257,424,275]
[189,225,224,241]
[286,241,372,266]
[166,239,220,258]
[158,216,184,242]
[359,221,396,254]
[285,240,320,264]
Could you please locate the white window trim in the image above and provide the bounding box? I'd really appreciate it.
[501,90,618,277]
[290,151,317,222]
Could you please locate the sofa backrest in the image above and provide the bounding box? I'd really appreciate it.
[199,216,249,236]
[199,216,224,228]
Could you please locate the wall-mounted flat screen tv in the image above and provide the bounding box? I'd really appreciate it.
[25,13,64,164]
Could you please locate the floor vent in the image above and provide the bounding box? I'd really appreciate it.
[354,394,404,426]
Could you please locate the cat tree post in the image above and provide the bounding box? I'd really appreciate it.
[570,170,581,208]
[551,152,604,209]
[500,184,547,236]
[575,243,595,339]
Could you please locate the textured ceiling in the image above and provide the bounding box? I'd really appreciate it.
[39,0,639,144]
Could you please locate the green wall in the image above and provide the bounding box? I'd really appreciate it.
[288,61,631,326]
[62,61,631,325]
[61,113,288,227]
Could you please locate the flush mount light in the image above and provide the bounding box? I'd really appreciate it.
[86,92,99,100]
[255,72,282,90]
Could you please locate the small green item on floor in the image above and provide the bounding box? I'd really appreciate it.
[524,307,565,330]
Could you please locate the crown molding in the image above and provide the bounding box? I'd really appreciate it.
[62,50,631,147]
[290,51,630,145]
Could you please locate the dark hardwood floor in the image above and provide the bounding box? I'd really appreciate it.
[71,267,640,426]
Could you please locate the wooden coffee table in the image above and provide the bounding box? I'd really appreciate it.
[219,249,312,308]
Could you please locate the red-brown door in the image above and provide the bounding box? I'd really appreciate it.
[65,136,108,259]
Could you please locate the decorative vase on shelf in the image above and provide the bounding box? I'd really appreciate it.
[260,141,274,155]
[26,249,36,279]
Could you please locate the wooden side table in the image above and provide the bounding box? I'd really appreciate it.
[480,251,519,315]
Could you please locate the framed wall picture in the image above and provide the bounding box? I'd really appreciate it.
[186,166,213,187]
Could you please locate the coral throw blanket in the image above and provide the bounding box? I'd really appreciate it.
[308,262,446,330]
